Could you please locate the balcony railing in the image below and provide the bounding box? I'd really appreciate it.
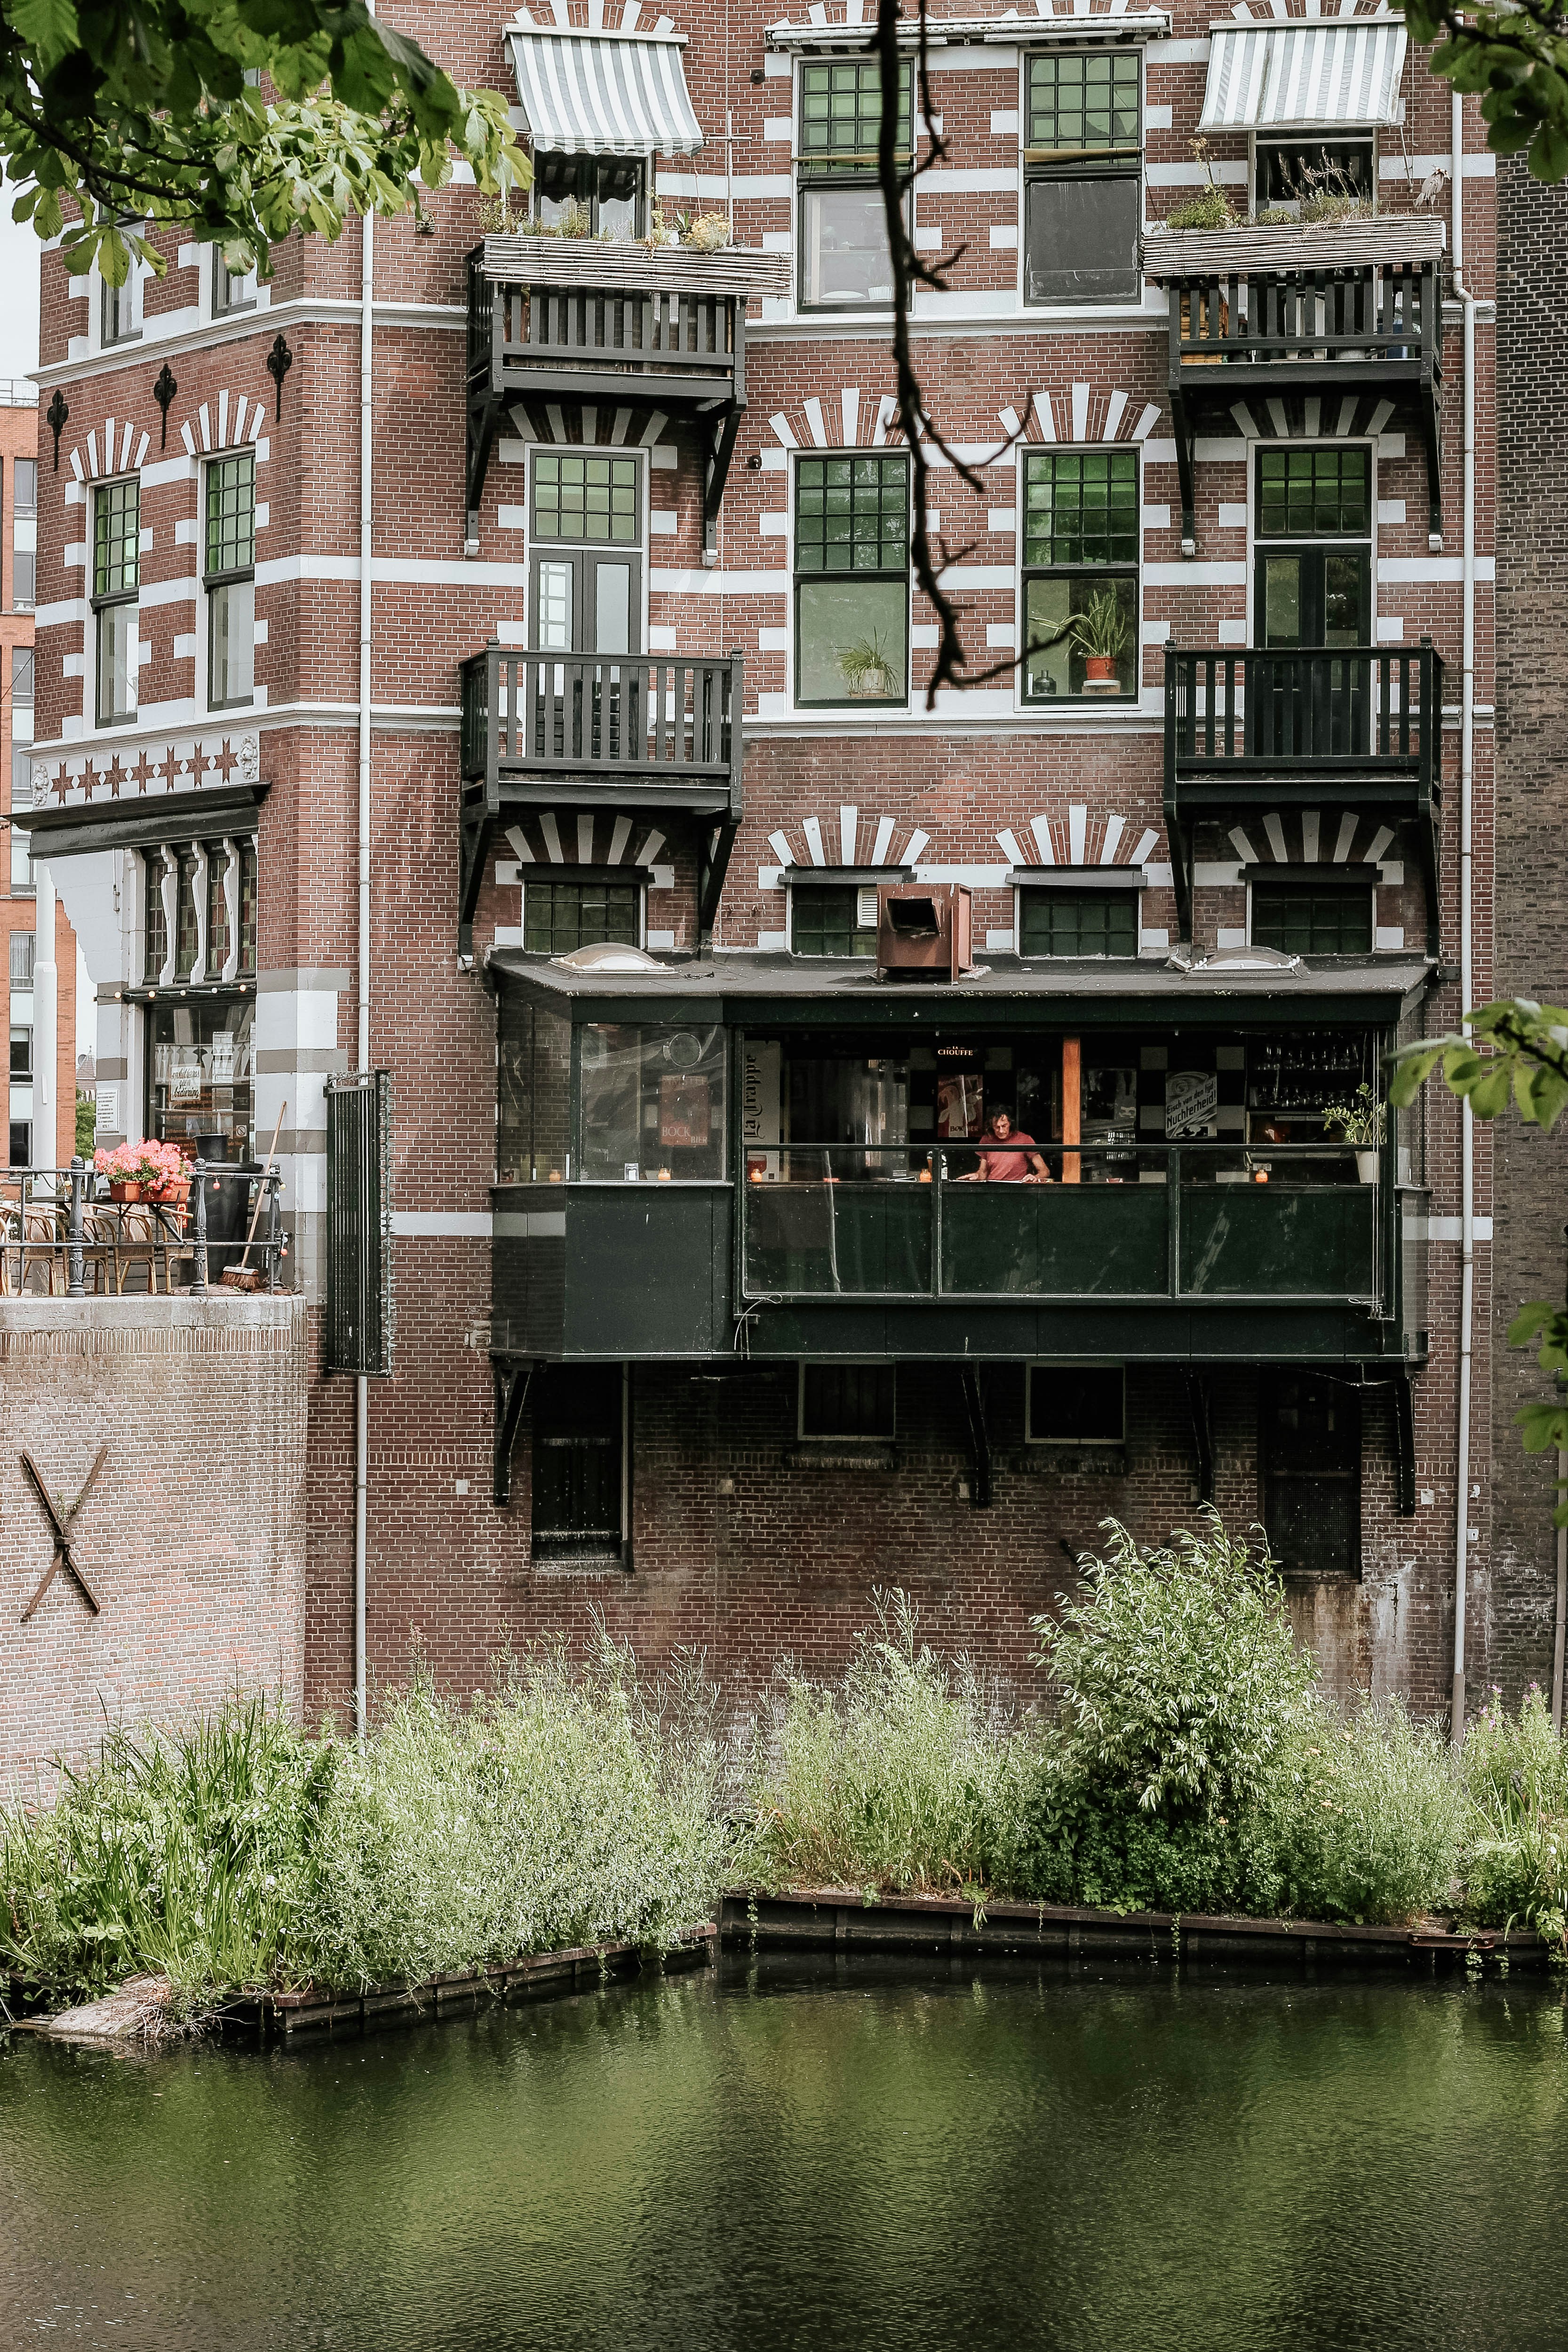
[1170,259,1437,369]
[1166,645,1443,783]
[1,1162,287,1297]
[460,648,740,789]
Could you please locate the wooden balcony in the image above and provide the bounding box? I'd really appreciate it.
[458,644,743,955]
[465,239,789,555]
[1163,644,1444,949]
[1143,218,1445,550]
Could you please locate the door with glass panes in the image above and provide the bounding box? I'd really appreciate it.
[529,452,644,762]
[1251,446,1372,757]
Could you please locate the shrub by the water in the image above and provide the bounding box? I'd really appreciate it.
[1459,1684,1568,1948]
[1263,1697,1465,1926]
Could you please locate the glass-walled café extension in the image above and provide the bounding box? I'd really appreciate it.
[490,950,1430,1371]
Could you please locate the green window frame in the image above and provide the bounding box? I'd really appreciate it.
[1017,888,1139,957]
[798,59,913,170]
[1021,450,1138,702]
[1024,50,1141,306]
[531,452,640,546]
[93,478,140,727]
[1250,881,1374,957]
[523,880,642,956]
[794,453,909,707]
[206,453,256,711]
[206,452,256,578]
[1256,447,1371,541]
[1026,50,1140,160]
[790,883,878,957]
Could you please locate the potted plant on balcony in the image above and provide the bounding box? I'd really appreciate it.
[94,1140,148,1202]
[142,1139,193,1206]
[1069,590,1130,693]
[838,631,899,699]
[1324,1084,1386,1183]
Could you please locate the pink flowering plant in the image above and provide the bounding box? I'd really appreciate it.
[93,1138,189,1190]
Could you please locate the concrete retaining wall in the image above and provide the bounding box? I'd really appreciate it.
[0,1297,309,1783]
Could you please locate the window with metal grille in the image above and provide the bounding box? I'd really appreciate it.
[1018,888,1138,957]
[325,1069,394,1376]
[532,1363,627,1563]
[523,881,641,956]
[1024,49,1141,305]
[794,454,909,706]
[1263,1371,1361,1575]
[800,1362,896,1441]
[791,884,878,957]
[1028,1362,1124,1443]
[532,453,640,544]
[797,59,911,311]
[1021,450,1138,702]
[1251,881,1374,956]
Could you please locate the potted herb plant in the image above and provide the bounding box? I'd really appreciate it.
[1324,1083,1386,1183]
[838,632,898,699]
[1069,590,1130,691]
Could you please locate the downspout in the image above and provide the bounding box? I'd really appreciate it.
[1554,1222,1568,1730]
[32,862,56,1166]
[1449,88,1478,1745]
[354,192,374,1744]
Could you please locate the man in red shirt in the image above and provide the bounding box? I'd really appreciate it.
[956,1109,1052,1183]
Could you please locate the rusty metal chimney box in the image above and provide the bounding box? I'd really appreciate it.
[875,883,973,980]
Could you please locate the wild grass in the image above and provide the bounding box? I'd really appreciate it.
[1459,1685,1568,1949]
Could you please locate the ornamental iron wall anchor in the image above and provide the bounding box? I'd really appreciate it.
[19,1445,108,1621]
[153,363,178,450]
[46,388,68,471]
[266,333,293,421]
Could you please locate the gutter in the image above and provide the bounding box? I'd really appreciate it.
[1449,90,1479,1746]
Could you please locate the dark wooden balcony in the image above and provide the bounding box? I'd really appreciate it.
[1163,644,1443,949]
[458,644,743,955]
[465,238,789,555]
[1143,218,1445,549]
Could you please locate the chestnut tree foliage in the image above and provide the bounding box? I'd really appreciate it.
[2,0,526,283]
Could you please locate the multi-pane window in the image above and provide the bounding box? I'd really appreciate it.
[794,454,909,707]
[1255,446,1371,650]
[1250,880,1374,956]
[213,253,257,315]
[797,58,912,311]
[791,883,879,957]
[800,1363,896,1441]
[12,456,35,610]
[532,153,645,239]
[10,751,32,889]
[532,454,639,544]
[206,452,256,709]
[1024,50,1141,305]
[144,852,170,981]
[1018,888,1138,957]
[523,881,641,956]
[1021,450,1138,701]
[93,477,140,726]
[1028,1363,1124,1444]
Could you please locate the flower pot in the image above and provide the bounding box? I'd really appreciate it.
[108,1182,143,1204]
[848,672,894,699]
[1083,654,1118,682]
[1355,1150,1380,1185]
[151,1179,191,1205]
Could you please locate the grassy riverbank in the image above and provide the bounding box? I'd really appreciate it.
[5,1516,1568,2010]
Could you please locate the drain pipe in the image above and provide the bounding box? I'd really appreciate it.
[1449,89,1478,1746]
[354,188,375,1744]
[1554,1224,1568,1730]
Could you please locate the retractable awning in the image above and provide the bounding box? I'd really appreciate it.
[506,23,704,156]
[1199,17,1408,131]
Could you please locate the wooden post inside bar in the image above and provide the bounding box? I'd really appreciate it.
[1062,1037,1081,1184]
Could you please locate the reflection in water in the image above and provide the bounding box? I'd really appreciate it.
[3,1956,1566,2352]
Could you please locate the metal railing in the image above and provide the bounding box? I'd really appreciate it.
[0,1162,288,1298]
[468,255,740,385]
[738,1140,1391,1308]
[1170,261,1439,368]
[1165,645,1443,783]
[460,645,740,784]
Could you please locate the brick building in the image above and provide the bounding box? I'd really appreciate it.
[21,0,1520,1731]
[0,387,73,1169]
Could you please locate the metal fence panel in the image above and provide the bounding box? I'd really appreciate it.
[325,1070,393,1376]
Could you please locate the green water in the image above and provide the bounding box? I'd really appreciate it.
[4,1954,1567,2351]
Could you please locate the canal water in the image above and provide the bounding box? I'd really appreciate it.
[4,1954,1567,2351]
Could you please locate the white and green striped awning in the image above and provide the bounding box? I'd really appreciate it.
[1199,16,1409,132]
[506,22,704,156]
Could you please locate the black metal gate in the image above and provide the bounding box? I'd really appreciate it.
[325,1069,394,1376]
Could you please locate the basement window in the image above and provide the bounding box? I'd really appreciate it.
[791,883,879,957]
[1028,1362,1124,1444]
[800,1362,896,1441]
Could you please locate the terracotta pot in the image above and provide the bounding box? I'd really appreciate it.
[152,1179,191,1204]
[1083,654,1118,683]
[108,1181,143,1203]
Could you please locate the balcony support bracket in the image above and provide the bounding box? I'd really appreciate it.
[1417,375,1444,549]
[1417,788,1441,960]
[1182,1366,1214,1507]
[466,380,506,550]
[458,800,497,963]
[959,1366,993,1510]
[703,398,746,563]
[698,814,740,947]
[492,1357,533,1509]
[1169,382,1198,557]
